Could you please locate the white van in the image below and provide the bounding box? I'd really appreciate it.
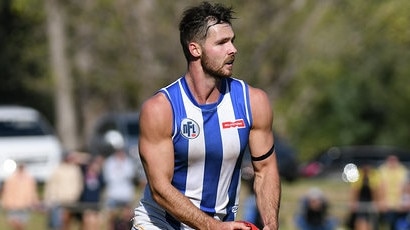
[0,105,63,183]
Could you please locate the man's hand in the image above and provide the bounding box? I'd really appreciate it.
[208,220,253,230]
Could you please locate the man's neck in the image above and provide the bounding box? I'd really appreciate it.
[184,72,222,105]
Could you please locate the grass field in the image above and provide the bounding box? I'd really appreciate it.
[0,178,352,230]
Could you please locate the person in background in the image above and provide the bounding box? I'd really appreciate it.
[0,163,39,230]
[103,147,136,230]
[394,177,410,230]
[347,164,383,230]
[43,152,84,230]
[378,154,408,229]
[78,155,105,230]
[133,1,280,229]
[294,187,338,230]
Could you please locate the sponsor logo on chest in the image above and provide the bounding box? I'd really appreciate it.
[180,118,246,139]
[222,119,245,129]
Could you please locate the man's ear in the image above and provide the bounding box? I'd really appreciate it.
[189,42,201,58]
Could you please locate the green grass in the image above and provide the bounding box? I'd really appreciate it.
[0,178,351,230]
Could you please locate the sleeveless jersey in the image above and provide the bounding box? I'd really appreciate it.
[138,76,253,229]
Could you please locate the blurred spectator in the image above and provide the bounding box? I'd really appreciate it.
[395,177,410,229]
[43,152,84,230]
[294,187,338,230]
[0,164,39,230]
[102,148,135,230]
[378,154,408,229]
[346,164,383,230]
[78,155,105,230]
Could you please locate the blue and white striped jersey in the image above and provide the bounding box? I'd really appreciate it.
[138,76,253,229]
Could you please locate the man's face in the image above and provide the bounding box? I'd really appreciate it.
[200,23,237,78]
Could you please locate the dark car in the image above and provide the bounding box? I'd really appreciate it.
[88,112,139,157]
[299,145,410,181]
[88,111,145,183]
[242,135,299,182]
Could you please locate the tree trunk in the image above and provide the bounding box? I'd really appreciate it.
[45,0,78,151]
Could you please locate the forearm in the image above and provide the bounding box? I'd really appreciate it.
[150,183,218,230]
[254,167,281,230]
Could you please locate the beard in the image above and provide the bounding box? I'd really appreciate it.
[201,52,234,79]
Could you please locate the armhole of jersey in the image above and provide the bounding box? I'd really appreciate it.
[157,89,178,139]
[239,79,253,128]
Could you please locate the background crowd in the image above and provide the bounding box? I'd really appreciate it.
[345,154,410,230]
[0,147,143,230]
[242,154,410,230]
[2,152,410,230]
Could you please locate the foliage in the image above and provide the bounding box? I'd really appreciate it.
[1,0,410,159]
[0,0,54,120]
[273,0,410,159]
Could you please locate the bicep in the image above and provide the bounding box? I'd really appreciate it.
[139,94,175,188]
[248,87,274,166]
[139,134,174,183]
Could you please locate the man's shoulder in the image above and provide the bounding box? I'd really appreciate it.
[141,93,172,116]
[248,86,271,106]
[140,92,173,133]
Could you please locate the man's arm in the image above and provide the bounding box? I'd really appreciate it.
[248,87,281,230]
[139,93,250,230]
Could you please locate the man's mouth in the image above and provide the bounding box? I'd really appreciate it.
[226,58,235,65]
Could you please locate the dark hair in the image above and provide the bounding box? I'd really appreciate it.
[179,1,235,61]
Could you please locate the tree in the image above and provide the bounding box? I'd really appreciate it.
[45,0,78,150]
[2,0,410,159]
[0,0,53,117]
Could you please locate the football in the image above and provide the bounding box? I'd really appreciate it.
[237,220,259,230]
